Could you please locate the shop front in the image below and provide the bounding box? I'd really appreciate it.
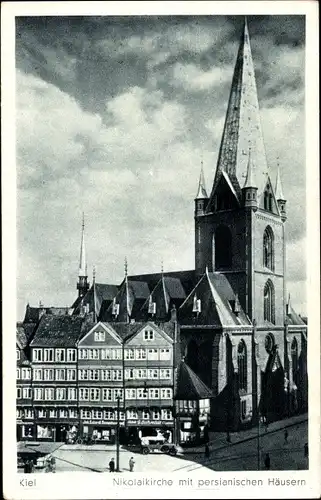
[126,419,174,445]
[17,420,35,441]
[80,420,125,443]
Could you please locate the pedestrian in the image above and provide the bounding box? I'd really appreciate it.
[204,444,210,460]
[304,442,308,458]
[24,459,31,473]
[284,429,288,444]
[264,453,271,470]
[109,458,115,472]
[129,457,135,472]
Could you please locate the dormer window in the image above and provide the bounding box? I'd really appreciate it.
[144,330,154,341]
[112,298,119,318]
[192,295,201,314]
[94,331,105,342]
[16,349,20,360]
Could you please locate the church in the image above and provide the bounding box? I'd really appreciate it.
[70,19,308,431]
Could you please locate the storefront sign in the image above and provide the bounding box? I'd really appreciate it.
[127,420,173,426]
[83,420,124,426]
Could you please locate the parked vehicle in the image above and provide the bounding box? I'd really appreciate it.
[126,440,178,456]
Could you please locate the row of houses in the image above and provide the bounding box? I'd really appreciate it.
[17,306,212,444]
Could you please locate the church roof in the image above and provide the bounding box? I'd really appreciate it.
[286,303,306,326]
[128,270,196,296]
[243,149,257,189]
[207,18,269,210]
[195,164,208,199]
[30,314,92,347]
[140,276,186,319]
[174,360,213,400]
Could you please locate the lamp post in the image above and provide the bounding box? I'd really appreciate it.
[257,413,261,470]
[115,395,121,472]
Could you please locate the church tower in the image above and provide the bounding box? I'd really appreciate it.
[195,18,287,326]
[77,213,89,298]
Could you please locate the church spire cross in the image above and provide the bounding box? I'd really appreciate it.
[207,17,268,210]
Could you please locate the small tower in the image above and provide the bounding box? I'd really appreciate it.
[242,150,258,211]
[275,164,287,221]
[195,160,209,216]
[77,213,89,298]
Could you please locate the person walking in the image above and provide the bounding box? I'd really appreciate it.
[109,458,115,472]
[204,444,210,460]
[129,457,135,472]
[284,429,289,444]
[264,453,271,470]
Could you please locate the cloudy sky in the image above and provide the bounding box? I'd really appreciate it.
[15,14,306,320]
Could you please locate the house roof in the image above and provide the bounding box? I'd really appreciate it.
[16,324,28,350]
[30,315,92,347]
[174,360,213,400]
[128,270,196,296]
[111,322,146,341]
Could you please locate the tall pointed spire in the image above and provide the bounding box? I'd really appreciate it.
[79,212,87,277]
[195,160,208,199]
[275,164,285,200]
[243,149,257,188]
[208,17,268,209]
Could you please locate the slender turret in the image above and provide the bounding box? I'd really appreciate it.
[77,213,89,298]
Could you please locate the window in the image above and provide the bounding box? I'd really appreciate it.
[24,409,33,419]
[16,387,22,399]
[101,369,112,381]
[160,369,171,379]
[69,409,78,418]
[56,388,66,400]
[79,349,88,360]
[142,410,149,420]
[265,333,275,354]
[67,349,76,362]
[16,349,20,360]
[78,369,88,380]
[90,388,100,401]
[34,388,43,400]
[161,388,172,399]
[137,388,148,399]
[125,369,134,380]
[23,388,32,399]
[44,349,54,362]
[263,227,274,270]
[291,337,299,383]
[152,410,160,420]
[114,389,123,401]
[49,409,57,418]
[88,349,99,360]
[17,409,22,419]
[21,368,31,380]
[264,280,275,324]
[16,368,20,379]
[160,349,170,361]
[92,410,103,419]
[137,369,147,379]
[38,409,46,418]
[149,388,160,399]
[144,330,154,341]
[81,409,91,419]
[161,409,172,420]
[68,388,77,400]
[101,349,112,360]
[112,370,122,381]
[33,349,42,362]
[147,349,158,361]
[94,331,105,342]
[127,410,138,419]
[213,225,232,270]
[102,389,113,401]
[89,369,99,381]
[136,348,147,359]
[237,340,247,392]
[67,369,76,381]
[33,368,42,381]
[79,388,89,401]
[44,388,54,400]
[148,369,158,379]
[55,369,65,381]
[112,349,122,360]
[104,411,115,420]
[124,349,134,360]
[55,349,65,362]
[125,389,136,399]
[44,369,54,381]
[119,411,125,421]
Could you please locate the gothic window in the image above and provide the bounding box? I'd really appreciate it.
[265,333,275,354]
[263,226,274,270]
[237,340,247,392]
[263,184,273,212]
[263,280,275,324]
[291,337,298,382]
[213,225,232,270]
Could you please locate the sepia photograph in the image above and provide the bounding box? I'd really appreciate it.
[2,1,320,499]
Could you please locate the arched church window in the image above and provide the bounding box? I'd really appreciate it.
[237,340,247,392]
[263,280,275,324]
[213,225,232,270]
[265,333,275,354]
[291,337,298,381]
[263,226,274,270]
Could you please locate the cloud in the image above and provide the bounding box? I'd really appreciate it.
[169,63,231,91]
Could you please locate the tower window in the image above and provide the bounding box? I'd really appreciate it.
[265,333,275,354]
[264,185,273,212]
[263,280,275,324]
[263,226,274,270]
[213,225,232,270]
[237,340,247,392]
[291,337,298,383]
